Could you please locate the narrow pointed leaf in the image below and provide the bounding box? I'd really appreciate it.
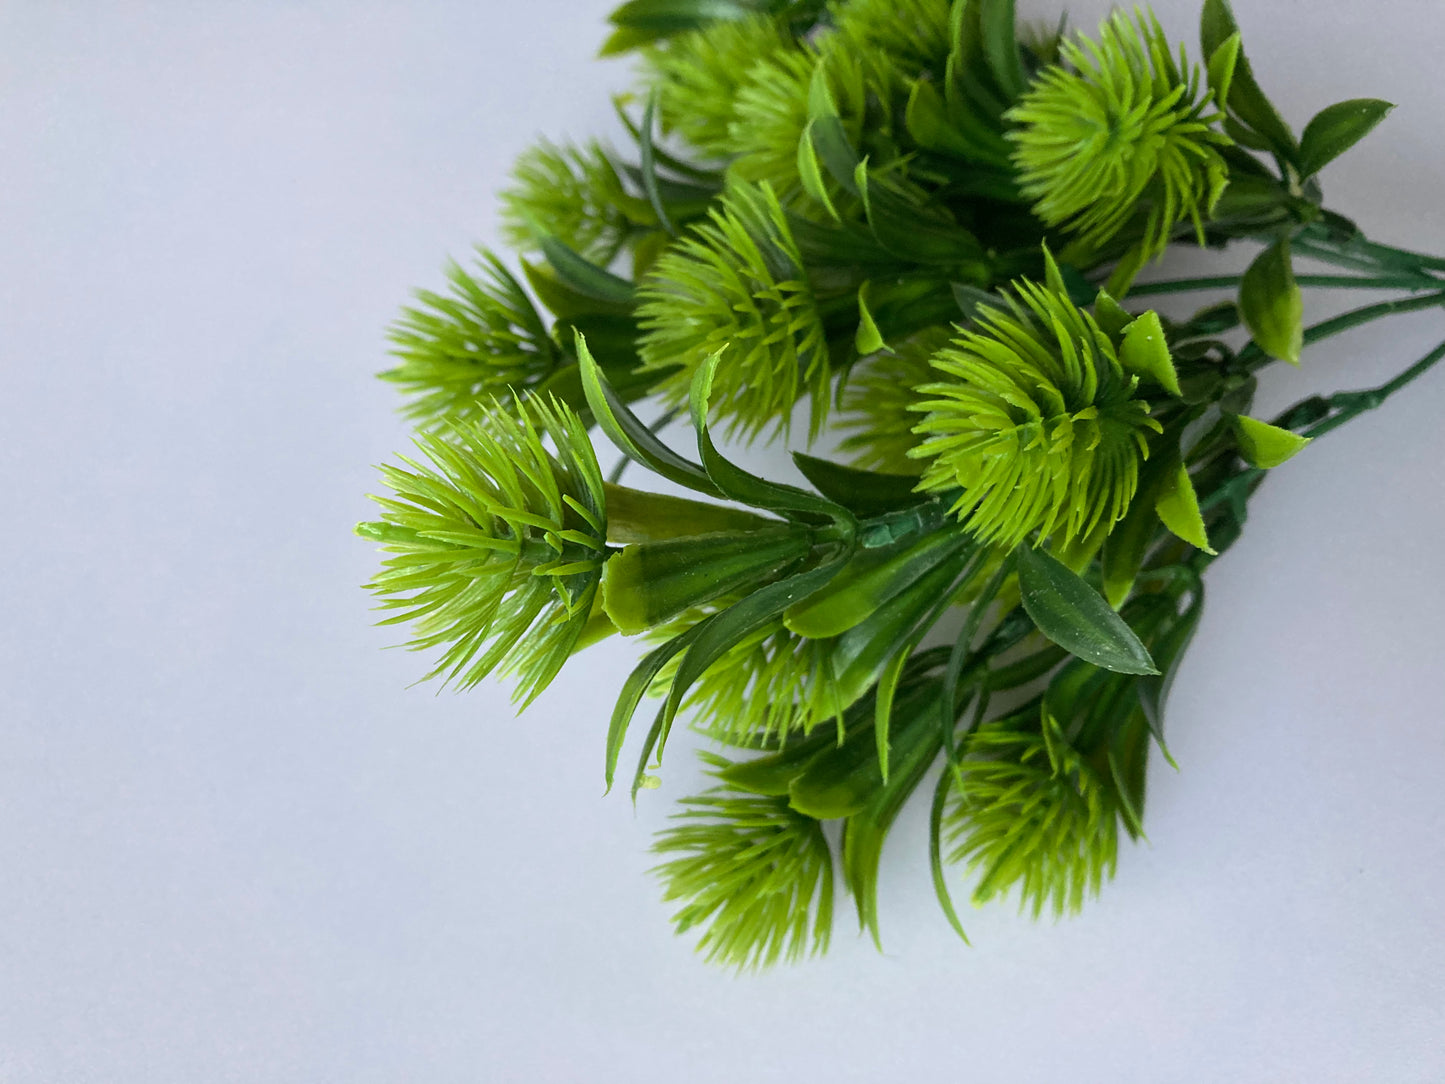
[1234,414,1312,467]
[1240,238,1303,364]
[1155,463,1216,554]
[540,236,635,305]
[1016,545,1158,675]
[689,357,853,521]
[1298,99,1394,178]
[1120,311,1182,396]
[576,331,719,496]
[791,453,927,517]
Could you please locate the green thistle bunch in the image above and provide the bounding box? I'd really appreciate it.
[636,182,829,438]
[382,250,559,427]
[1007,10,1231,271]
[945,712,1120,918]
[500,140,632,264]
[652,615,847,746]
[910,263,1167,549]
[652,756,834,970]
[358,397,606,705]
[643,14,795,158]
[361,0,1434,968]
[838,326,951,473]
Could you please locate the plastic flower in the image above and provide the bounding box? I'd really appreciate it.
[650,614,848,746]
[652,753,834,970]
[831,0,952,96]
[381,250,559,427]
[643,14,795,158]
[838,326,952,474]
[944,711,1121,918]
[357,397,606,705]
[727,44,865,201]
[500,139,632,264]
[909,269,1163,548]
[636,182,829,439]
[1006,9,1230,260]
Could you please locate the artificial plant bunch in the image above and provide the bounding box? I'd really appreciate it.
[359,0,1444,968]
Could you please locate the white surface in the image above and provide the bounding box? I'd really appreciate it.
[2,1,1443,1081]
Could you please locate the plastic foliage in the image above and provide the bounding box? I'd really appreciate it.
[357,0,1441,968]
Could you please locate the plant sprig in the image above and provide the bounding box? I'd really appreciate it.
[358,0,1441,968]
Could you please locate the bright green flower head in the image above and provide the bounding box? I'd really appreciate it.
[500,139,631,265]
[945,712,1121,918]
[1007,8,1230,262]
[839,326,952,474]
[909,259,1166,549]
[650,613,848,746]
[357,397,606,705]
[382,250,559,427]
[636,182,829,440]
[643,14,795,159]
[652,753,833,971]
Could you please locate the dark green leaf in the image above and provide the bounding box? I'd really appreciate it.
[607,0,754,33]
[978,0,1024,101]
[522,259,632,320]
[638,92,675,235]
[541,236,636,305]
[1199,0,1298,163]
[855,164,987,271]
[790,453,927,516]
[1137,578,1205,764]
[689,357,854,522]
[784,529,971,638]
[839,687,946,947]
[576,331,719,496]
[1016,545,1159,675]
[605,622,705,791]
[1298,98,1394,178]
[928,765,970,943]
[659,557,851,754]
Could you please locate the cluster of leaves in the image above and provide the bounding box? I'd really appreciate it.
[359,0,1444,969]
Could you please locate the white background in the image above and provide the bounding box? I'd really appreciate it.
[2,1,1443,1080]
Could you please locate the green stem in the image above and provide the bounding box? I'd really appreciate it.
[1200,338,1445,525]
[1128,273,1435,297]
[1301,339,1445,440]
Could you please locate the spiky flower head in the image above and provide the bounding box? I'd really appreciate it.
[909,270,1163,549]
[830,0,952,98]
[652,753,834,970]
[944,711,1120,918]
[1006,9,1230,261]
[642,14,795,158]
[500,139,632,265]
[726,43,865,202]
[636,181,828,439]
[838,326,952,474]
[651,614,847,746]
[357,397,606,705]
[381,251,559,427]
